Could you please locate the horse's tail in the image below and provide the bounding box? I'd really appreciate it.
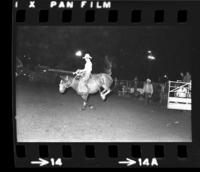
[107,68,112,76]
[104,56,112,76]
[105,68,112,76]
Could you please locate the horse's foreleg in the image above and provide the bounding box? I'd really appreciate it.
[81,94,88,110]
[83,101,87,107]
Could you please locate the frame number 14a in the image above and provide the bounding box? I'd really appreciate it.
[138,158,158,167]
[118,158,159,167]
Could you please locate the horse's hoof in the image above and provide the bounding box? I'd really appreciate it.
[89,105,94,110]
[81,107,86,111]
[101,96,105,101]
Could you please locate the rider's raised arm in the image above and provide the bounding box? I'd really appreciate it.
[79,69,85,73]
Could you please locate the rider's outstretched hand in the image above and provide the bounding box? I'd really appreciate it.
[73,69,80,75]
[73,70,77,75]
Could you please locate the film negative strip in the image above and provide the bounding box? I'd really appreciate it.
[12,0,200,168]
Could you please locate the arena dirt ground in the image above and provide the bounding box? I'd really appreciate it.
[15,80,191,142]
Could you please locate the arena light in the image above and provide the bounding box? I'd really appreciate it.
[75,50,82,57]
[147,55,156,60]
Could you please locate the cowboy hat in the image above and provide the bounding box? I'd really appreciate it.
[146,78,151,82]
[82,53,92,59]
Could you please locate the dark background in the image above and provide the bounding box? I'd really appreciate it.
[16,26,191,81]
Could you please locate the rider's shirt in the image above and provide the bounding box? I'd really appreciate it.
[84,59,92,74]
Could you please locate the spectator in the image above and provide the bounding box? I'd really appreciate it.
[183,72,191,83]
[114,77,118,87]
[143,78,154,104]
[16,57,23,68]
[113,77,119,93]
[159,83,165,103]
[133,76,138,97]
[176,86,187,98]
[178,72,184,82]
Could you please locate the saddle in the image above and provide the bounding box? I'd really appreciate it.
[74,73,92,81]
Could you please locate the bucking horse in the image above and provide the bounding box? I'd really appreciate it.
[59,73,113,110]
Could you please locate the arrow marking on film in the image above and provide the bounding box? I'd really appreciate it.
[118,158,137,167]
[31,158,49,166]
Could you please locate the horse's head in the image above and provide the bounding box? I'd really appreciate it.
[59,75,72,93]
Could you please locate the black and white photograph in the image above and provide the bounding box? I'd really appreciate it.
[15,26,192,142]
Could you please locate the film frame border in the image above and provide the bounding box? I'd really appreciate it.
[12,0,200,168]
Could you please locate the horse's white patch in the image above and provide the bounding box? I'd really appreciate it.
[59,80,66,93]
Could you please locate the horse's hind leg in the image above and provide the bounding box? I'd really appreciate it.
[103,89,111,100]
[100,75,113,101]
[100,89,106,100]
[100,88,111,100]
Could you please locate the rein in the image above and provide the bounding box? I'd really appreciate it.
[70,74,81,87]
